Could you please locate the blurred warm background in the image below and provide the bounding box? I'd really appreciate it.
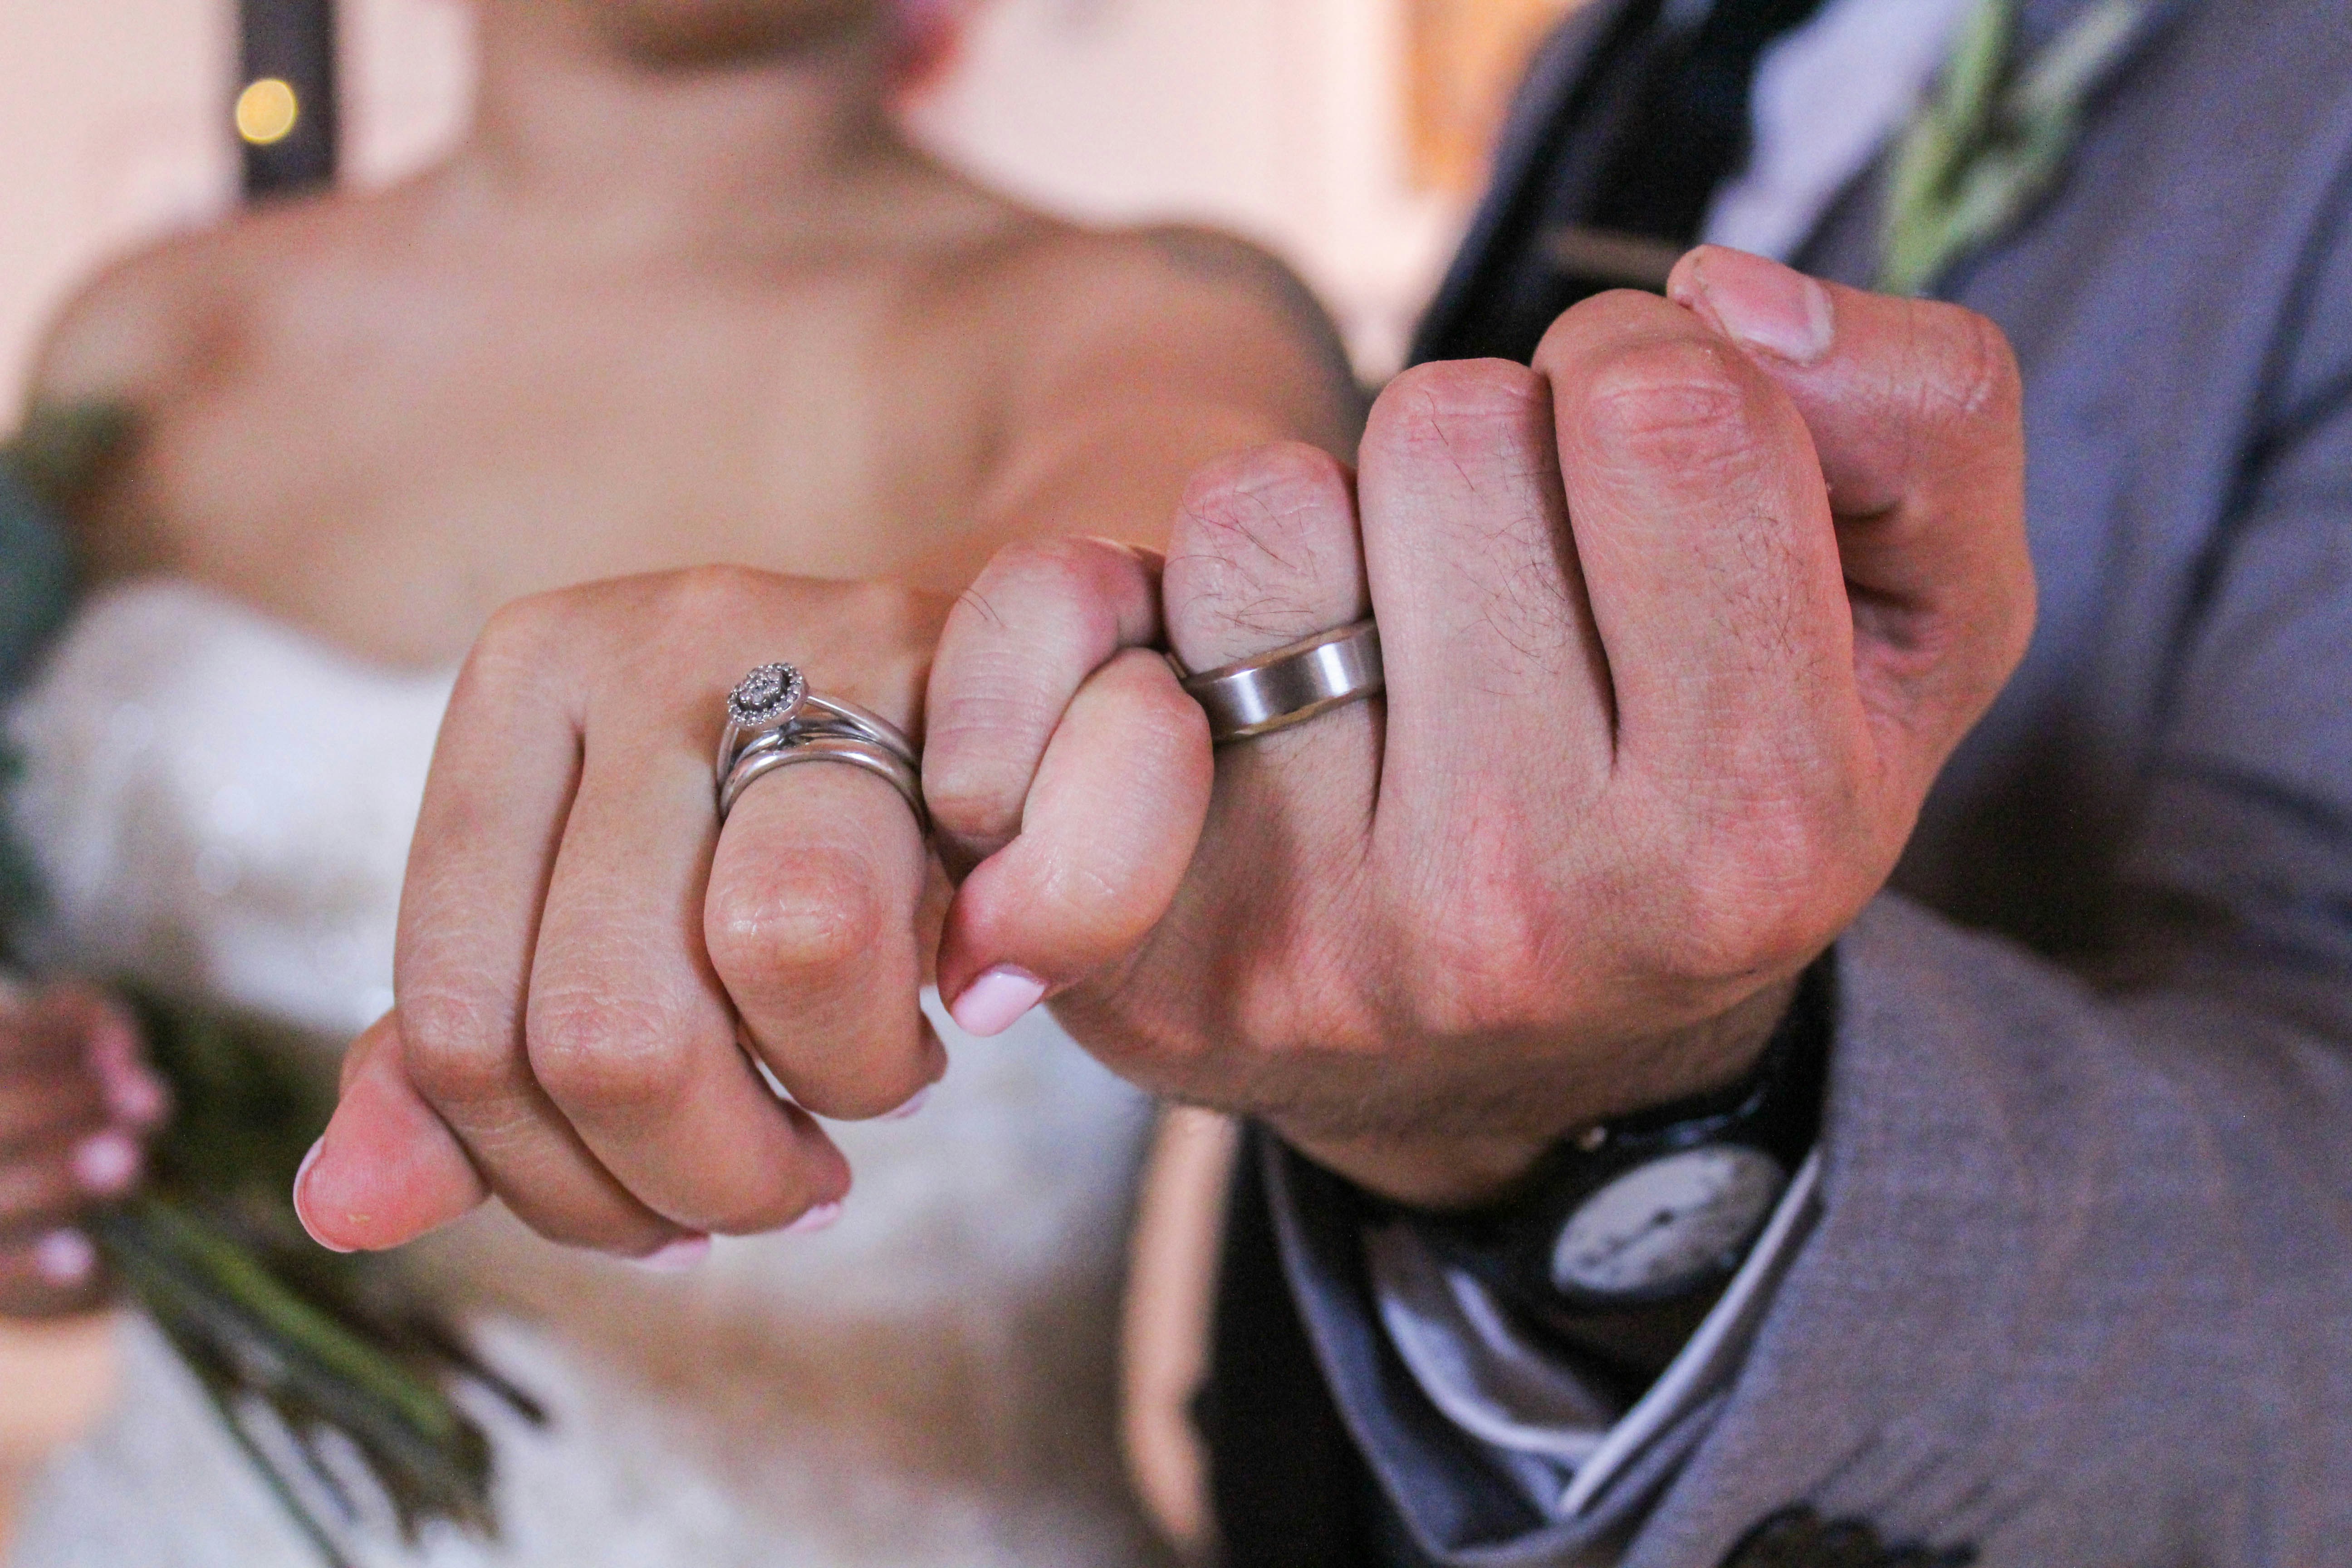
[0,0,1576,1549]
[0,0,1583,413]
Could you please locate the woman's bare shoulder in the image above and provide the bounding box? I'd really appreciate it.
[26,196,361,412]
[960,218,1365,445]
[976,218,1338,338]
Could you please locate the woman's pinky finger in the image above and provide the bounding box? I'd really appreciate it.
[923,536,1167,877]
[938,647,1211,1036]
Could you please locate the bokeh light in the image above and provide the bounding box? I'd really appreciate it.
[234,78,300,146]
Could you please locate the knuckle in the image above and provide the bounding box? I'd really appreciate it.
[1572,333,1757,464]
[822,578,926,648]
[791,576,937,707]
[396,990,519,1108]
[525,990,702,1121]
[455,593,573,709]
[653,562,778,627]
[470,590,566,664]
[1166,441,1363,655]
[1171,441,1355,562]
[1916,302,2023,431]
[1367,359,1549,464]
[706,847,887,995]
[965,534,1128,615]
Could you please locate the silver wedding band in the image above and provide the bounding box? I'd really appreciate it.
[716,663,927,831]
[1177,619,1385,744]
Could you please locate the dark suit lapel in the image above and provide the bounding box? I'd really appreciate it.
[1421,0,2202,354]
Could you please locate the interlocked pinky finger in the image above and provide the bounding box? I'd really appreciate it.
[937,647,1211,1030]
[924,537,1168,877]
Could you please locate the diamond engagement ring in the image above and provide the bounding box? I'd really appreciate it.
[1177,619,1385,743]
[716,662,926,830]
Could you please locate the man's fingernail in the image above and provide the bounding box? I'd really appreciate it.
[949,966,1046,1038]
[1678,246,1835,367]
[785,1202,842,1235]
[882,1085,932,1121]
[32,1230,97,1287]
[630,1234,713,1273]
[292,1137,357,1254]
[71,1131,140,1195]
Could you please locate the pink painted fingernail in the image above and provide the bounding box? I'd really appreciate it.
[1677,246,1835,366]
[293,1137,357,1254]
[631,1234,712,1273]
[71,1131,141,1195]
[32,1230,97,1287]
[882,1085,932,1121]
[949,966,1046,1039]
[785,1202,842,1235]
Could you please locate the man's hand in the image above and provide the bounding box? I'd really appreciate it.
[296,568,951,1262]
[924,248,2034,1207]
[0,984,162,1314]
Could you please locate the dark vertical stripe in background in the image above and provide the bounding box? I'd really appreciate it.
[239,0,338,199]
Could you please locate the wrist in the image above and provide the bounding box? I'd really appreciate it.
[1280,972,1807,1209]
[1371,960,1834,1337]
[1285,1127,1560,1210]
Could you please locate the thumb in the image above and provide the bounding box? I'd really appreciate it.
[295,1013,488,1252]
[1667,244,2035,773]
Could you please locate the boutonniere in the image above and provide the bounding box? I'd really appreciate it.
[1879,0,2155,296]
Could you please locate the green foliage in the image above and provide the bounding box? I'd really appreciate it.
[1879,0,2152,297]
[8,402,135,513]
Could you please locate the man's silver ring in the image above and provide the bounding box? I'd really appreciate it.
[1177,619,1384,744]
[716,662,926,830]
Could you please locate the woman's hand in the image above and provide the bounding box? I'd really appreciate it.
[296,568,953,1264]
[0,983,164,1315]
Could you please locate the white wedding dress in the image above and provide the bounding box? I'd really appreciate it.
[3,581,1160,1568]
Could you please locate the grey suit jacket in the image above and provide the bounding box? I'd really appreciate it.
[1255,0,2352,1563]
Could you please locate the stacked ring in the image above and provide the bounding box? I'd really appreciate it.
[715,662,926,830]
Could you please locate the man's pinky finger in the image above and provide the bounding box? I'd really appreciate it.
[938,648,1212,1037]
